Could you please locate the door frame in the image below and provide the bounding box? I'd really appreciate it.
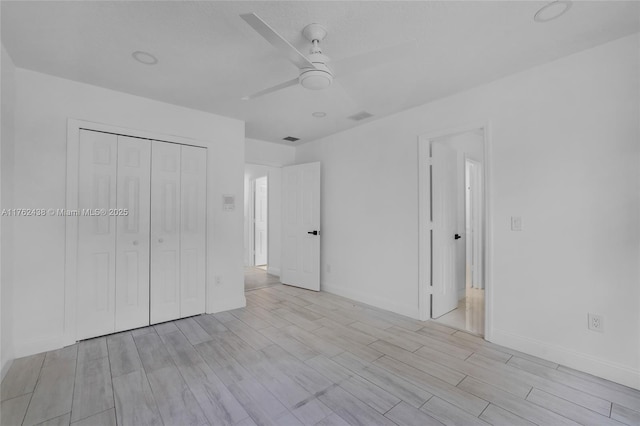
[64,119,209,346]
[465,157,483,290]
[250,175,269,267]
[418,122,494,341]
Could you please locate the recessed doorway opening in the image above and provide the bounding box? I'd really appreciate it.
[419,125,491,338]
[244,164,282,291]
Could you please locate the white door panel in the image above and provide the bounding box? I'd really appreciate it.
[150,141,181,323]
[77,130,117,340]
[115,136,151,332]
[179,145,206,317]
[281,162,320,291]
[254,176,268,266]
[432,142,459,318]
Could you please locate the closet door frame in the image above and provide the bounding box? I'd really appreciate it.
[64,119,209,346]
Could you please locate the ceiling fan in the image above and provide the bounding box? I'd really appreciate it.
[240,13,415,101]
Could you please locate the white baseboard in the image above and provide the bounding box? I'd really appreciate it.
[208,294,246,314]
[267,266,280,277]
[14,335,67,360]
[322,282,419,320]
[1,358,13,381]
[492,328,640,390]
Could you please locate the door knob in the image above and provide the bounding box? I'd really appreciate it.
[307,230,319,235]
[454,234,461,240]
[133,240,139,246]
[158,238,164,243]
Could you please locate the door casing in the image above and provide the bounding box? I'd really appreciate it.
[254,175,268,266]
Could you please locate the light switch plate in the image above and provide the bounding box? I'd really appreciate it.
[511,216,523,231]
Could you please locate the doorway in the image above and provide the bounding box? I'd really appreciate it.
[419,126,490,337]
[243,164,282,291]
[254,175,268,268]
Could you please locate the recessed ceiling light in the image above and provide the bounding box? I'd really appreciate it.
[534,1,572,23]
[312,112,327,118]
[132,51,158,65]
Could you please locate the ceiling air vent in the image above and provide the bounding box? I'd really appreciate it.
[348,111,374,121]
[282,136,300,142]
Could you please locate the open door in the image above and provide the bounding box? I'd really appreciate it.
[281,162,320,291]
[254,176,268,266]
[432,141,459,318]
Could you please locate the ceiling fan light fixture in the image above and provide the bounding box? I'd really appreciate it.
[299,69,333,90]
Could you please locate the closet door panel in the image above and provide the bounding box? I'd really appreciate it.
[150,142,181,324]
[180,145,207,317]
[115,136,151,331]
[77,130,117,340]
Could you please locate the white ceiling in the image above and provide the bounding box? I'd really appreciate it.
[2,1,638,145]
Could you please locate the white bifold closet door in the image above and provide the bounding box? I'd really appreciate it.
[77,130,118,340]
[77,130,206,340]
[150,142,206,324]
[115,136,151,332]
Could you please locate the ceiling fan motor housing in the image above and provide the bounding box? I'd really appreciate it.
[299,52,333,90]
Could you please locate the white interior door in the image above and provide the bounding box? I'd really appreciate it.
[150,141,181,324]
[432,142,459,318]
[179,145,207,317]
[254,176,268,266]
[281,162,321,291]
[115,136,151,332]
[77,130,117,339]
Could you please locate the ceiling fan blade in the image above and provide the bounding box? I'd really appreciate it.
[331,40,417,77]
[242,78,299,101]
[241,13,316,70]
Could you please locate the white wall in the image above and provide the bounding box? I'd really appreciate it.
[1,45,16,378]
[11,68,245,358]
[245,138,295,167]
[296,34,640,388]
[244,164,283,277]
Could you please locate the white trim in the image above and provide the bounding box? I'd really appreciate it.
[14,335,67,360]
[464,156,484,290]
[492,328,640,390]
[65,119,212,346]
[267,266,281,277]
[418,121,494,341]
[247,178,256,267]
[207,295,246,314]
[245,160,289,168]
[322,282,419,319]
[1,359,13,381]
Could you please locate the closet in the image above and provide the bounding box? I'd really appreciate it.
[76,129,206,340]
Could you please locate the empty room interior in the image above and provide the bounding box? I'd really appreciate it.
[1,1,639,426]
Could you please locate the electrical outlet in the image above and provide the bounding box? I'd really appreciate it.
[326,264,331,273]
[588,313,603,332]
[215,276,222,286]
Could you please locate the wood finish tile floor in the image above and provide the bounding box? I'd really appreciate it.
[244,267,280,291]
[2,284,640,426]
[434,288,485,336]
